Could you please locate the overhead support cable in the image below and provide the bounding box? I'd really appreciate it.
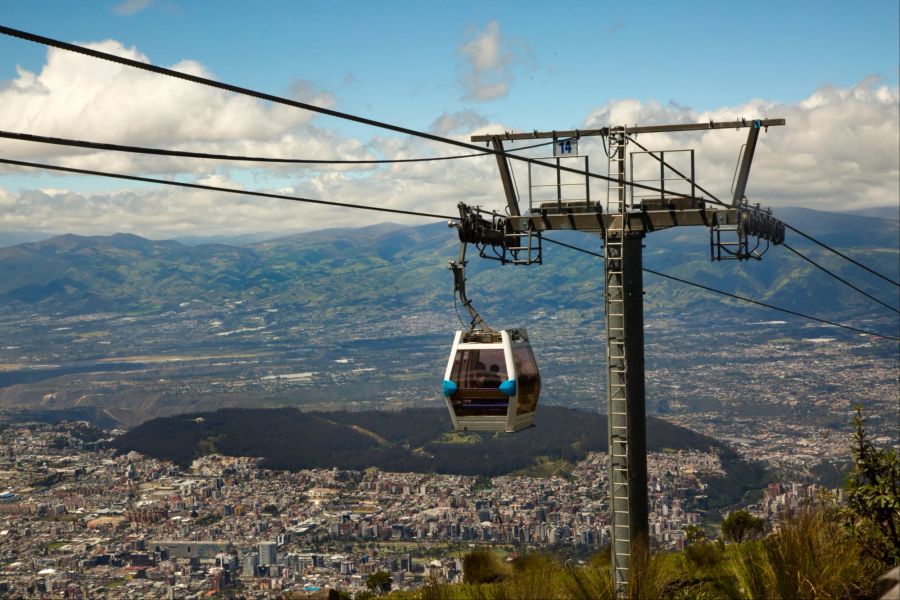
[0,25,711,203]
[0,129,560,165]
[4,154,895,341]
[782,243,900,314]
[783,223,900,288]
[0,157,456,221]
[5,26,893,290]
[641,267,900,342]
[3,27,896,330]
[541,236,900,342]
[626,134,900,289]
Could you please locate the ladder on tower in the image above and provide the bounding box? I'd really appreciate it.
[605,128,630,594]
[504,227,542,265]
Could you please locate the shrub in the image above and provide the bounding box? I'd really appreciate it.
[561,551,614,600]
[626,538,679,600]
[843,405,900,567]
[764,504,879,598]
[462,550,507,585]
[721,510,765,543]
[683,540,725,570]
[503,553,565,600]
[365,571,392,595]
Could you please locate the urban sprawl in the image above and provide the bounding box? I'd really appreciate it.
[0,422,841,598]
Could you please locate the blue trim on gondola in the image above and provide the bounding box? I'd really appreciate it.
[442,380,458,396]
[499,379,516,396]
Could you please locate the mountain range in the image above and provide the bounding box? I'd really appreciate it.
[0,207,897,320]
[0,206,896,435]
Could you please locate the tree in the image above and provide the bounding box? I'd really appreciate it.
[683,525,706,545]
[365,571,392,595]
[843,405,900,566]
[721,510,765,543]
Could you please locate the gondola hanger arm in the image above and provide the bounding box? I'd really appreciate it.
[449,241,494,333]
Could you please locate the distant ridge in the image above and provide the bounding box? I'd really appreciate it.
[0,206,896,318]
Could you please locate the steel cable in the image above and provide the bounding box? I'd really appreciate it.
[626,134,900,289]
[782,243,899,314]
[0,25,711,203]
[0,157,457,220]
[3,154,896,341]
[541,236,900,341]
[0,129,560,165]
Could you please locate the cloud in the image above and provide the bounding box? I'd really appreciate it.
[0,35,895,239]
[0,41,372,175]
[289,79,336,111]
[429,110,489,136]
[458,21,528,102]
[112,0,152,16]
[0,187,14,209]
[581,80,899,211]
[112,0,179,16]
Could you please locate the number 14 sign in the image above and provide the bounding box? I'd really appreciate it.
[553,138,578,157]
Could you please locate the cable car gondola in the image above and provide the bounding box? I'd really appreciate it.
[443,327,540,432]
[441,219,541,432]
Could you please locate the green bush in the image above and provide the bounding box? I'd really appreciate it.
[561,551,614,600]
[843,405,900,567]
[721,510,765,543]
[366,571,392,595]
[503,553,564,600]
[700,504,879,599]
[683,540,725,570]
[462,550,507,585]
[764,504,879,598]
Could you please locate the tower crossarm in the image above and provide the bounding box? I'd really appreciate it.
[465,117,786,597]
[471,118,785,142]
[510,204,740,235]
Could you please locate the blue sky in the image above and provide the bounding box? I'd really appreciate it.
[0,0,897,236]
[3,1,897,130]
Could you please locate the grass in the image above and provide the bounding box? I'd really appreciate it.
[390,504,883,600]
[439,432,482,445]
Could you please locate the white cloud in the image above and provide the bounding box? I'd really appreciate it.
[581,80,900,211]
[0,187,15,209]
[0,41,370,175]
[0,35,895,239]
[112,0,179,16]
[113,0,152,16]
[429,110,489,136]
[457,21,528,102]
[289,79,336,111]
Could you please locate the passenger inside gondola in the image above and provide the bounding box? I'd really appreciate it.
[485,364,502,388]
[449,350,509,416]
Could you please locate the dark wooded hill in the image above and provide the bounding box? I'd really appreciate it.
[113,406,713,473]
[113,405,768,509]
